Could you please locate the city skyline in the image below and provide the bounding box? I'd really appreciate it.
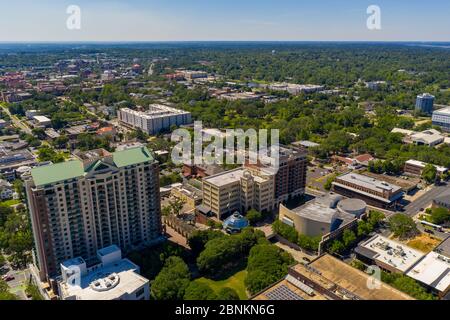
[1,0,450,42]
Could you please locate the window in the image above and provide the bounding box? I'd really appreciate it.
[135,287,146,298]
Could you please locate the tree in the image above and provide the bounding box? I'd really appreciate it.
[272,220,298,243]
[342,230,357,248]
[188,230,225,257]
[197,228,263,278]
[329,240,345,255]
[324,174,337,191]
[381,271,435,300]
[246,209,263,226]
[167,197,186,216]
[367,211,385,227]
[388,214,419,239]
[53,135,69,149]
[183,282,217,300]
[217,287,240,300]
[37,146,65,163]
[422,164,437,184]
[429,207,450,225]
[245,244,294,295]
[0,279,18,300]
[151,256,191,300]
[357,220,373,237]
[25,282,44,300]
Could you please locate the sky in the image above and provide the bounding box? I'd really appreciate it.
[0,0,449,42]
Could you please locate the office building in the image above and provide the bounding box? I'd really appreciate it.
[58,245,150,300]
[332,173,403,209]
[404,159,448,176]
[25,146,162,283]
[432,106,450,133]
[118,105,192,134]
[355,235,425,274]
[245,146,308,204]
[279,194,365,237]
[202,168,275,220]
[415,93,435,115]
[253,254,413,300]
[406,251,450,298]
[433,189,450,210]
[410,129,444,147]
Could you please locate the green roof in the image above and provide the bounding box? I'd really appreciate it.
[31,161,84,187]
[31,146,155,187]
[112,146,154,168]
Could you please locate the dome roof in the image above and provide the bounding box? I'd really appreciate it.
[223,213,249,231]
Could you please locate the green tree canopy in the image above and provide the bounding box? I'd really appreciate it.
[151,256,191,300]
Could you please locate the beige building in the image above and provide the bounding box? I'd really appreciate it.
[25,146,162,284]
[278,194,365,237]
[202,168,275,220]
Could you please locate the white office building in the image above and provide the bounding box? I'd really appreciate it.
[118,104,192,134]
[432,106,450,133]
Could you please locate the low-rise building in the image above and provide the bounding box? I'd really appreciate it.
[433,189,450,210]
[0,119,9,129]
[171,183,202,210]
[404,159,448,176]
[253,254,413,300]
[406,251,450,298]
[33,115,52,128]
[332,173,403,209]
[432,106,450,133]
[411,129,444,147]
[58,245,150,300]
[0,179,14,200]
[278,194,365,237]
[355,235,425,274]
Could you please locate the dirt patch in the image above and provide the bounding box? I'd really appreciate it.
[406,234,441,253]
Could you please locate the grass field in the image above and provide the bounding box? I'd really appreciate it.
[407,234,441,253]
[0,199,21,207]
[194,270,248,300]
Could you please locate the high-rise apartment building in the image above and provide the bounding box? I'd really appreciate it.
[25,146,162,283]
[415,93,435,115]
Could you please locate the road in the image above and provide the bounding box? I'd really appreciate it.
[1,104,32,135]
[403,182,449,217]
[2,259,31,300]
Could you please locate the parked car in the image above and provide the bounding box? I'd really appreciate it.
[2,274,15,282]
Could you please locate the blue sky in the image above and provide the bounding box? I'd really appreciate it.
[1,0,449,41]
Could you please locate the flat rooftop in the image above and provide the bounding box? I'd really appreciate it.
[336,173,402,193]
[406,252,450,294]
[406,159,448,173]
[357,235,424,273]
[433,106,450,116]
[308,254,414,300]
[60,258,148,300]
[120,104,191,120]
[203,168,268,187]
[289,194,342,224]
[253,276,328,301]
[333,173,403,203]
[435,237,450,258]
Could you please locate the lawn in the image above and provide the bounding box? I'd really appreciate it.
[0,199,21,207]
[407,234,441,253]
[194,270,248,300]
